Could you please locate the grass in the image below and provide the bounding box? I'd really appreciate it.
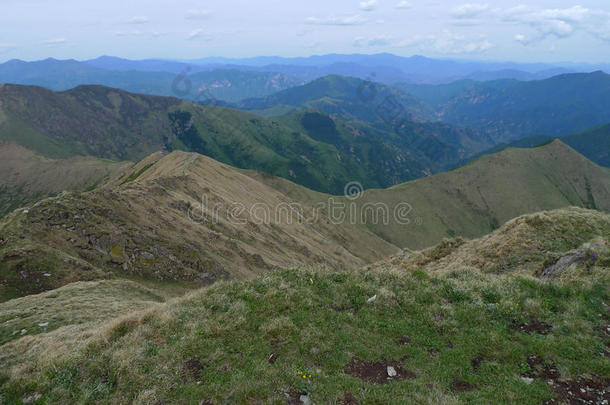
[0,267,607,404]
[0,150,397,304]
[119,163,154,185]
[0,207,608,404]
[381,207,610,276]
[0,142,129,217]
[0,280,165,346]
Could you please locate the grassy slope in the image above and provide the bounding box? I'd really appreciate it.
[0,151,397,301]
[252,140,610,250]
[0,280,165,346]
[376,207,610,276]
[0,208,607,404]
[0,142,130,216]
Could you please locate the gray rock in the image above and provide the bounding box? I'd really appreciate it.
[387,366,397,377]
[540,250,588,279]
[299,394,312,405]
[23,393,41,404]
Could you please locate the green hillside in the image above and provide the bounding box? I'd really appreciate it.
[1,208,607,404]
[238,74,436,122]
[0,83,492,194]
[253,140,610,250]
[236,75,495,175]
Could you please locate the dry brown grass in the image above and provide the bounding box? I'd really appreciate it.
[0,142,129,216]
[376,207,610,278]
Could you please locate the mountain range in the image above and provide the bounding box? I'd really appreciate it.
[2,54,608,99]
[0,59,302,102]
[0,83,497,194]
[1,54,610,404]
[405,71,610,142]
[2,138,608,302]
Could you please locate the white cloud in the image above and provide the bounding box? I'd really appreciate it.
[185,10,211,20]
[501,5,610,45]
[126,16,149,24]
[354,35,393,47]
[359,0,378,12]
[461,39,494,52]
[187,29,212,41]
[395,1,412,10]
[115,30,144,37]
[397,31,494,54]
[306,15,367,26]
[538,6,590,23]
[42,38,67,46]
[514,34,529,45]
[451,3,489,19]
[353,30,494,54]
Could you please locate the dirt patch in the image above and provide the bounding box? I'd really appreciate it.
[544,375,610,405]
[510,318,552,335]
[344,359,416,384]
[524,355,560,380]
[182,358,204,381]
[471,356,486,371]
[271,338,285,347]
[338,392,360,404]
[523,355,609,404]
[594,325,610,337]
[451,379,477,392]
[397,336,412,345]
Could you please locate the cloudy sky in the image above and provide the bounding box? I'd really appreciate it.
[1,0,610,63]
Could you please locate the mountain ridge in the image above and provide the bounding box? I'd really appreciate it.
[0,83,493,194]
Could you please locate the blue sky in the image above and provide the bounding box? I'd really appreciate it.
[1,0,610,63]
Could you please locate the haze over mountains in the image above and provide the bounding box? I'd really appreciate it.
[1,53,608,100]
